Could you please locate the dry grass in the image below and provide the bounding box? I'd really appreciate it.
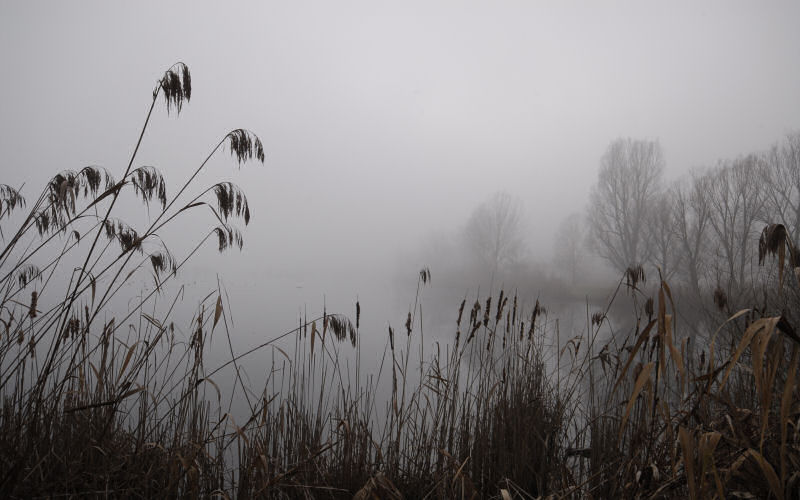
[1,64,799,498]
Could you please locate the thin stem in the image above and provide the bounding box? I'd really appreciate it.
[35,93,159,398]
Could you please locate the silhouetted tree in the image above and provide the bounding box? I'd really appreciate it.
[587,138,664,273]
[464,191,525,277]
[644,190,681,281]
[553,212,585,285]
[672,172,712,299]
[705,154,768,302]
[764,131,800,237]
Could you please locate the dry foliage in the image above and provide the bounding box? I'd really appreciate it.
[1,63,799,500]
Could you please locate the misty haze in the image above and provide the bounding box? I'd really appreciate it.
[2,2,800,498]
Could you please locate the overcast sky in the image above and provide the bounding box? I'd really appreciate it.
[1,1,799,333]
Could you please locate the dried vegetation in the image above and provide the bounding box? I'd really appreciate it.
[0,65,799,499]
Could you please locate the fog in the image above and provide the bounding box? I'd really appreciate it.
[2,1,800,402]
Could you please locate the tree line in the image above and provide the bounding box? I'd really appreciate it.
[586,133,800,319]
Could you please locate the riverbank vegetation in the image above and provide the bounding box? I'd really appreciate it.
[1,64,798,499]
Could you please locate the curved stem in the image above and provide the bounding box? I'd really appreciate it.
[146,136,227,236]
[35,92,159,398]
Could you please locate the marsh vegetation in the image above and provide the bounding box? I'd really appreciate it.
[1,64,799,499]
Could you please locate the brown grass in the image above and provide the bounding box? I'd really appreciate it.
[1,63,799,498]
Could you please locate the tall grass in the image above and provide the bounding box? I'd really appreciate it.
[1,64,799,498]
[0,63,266,496]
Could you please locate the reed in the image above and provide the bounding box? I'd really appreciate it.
[1,64,798,499]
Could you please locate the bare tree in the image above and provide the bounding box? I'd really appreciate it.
[672,172,712,298]
[553,212,584,285]
[705,155,768,298]
[464,191,525,276]
[644,191,681,281]
[587,138,664,273]
[764,131,800,237]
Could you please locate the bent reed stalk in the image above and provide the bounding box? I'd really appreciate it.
[1,65,799,499]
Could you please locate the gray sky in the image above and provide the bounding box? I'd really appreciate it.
[2,1,799,333]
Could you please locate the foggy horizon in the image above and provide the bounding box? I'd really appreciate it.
[3,3,800,497]
[1,1,798,352]
[3,3,799,266]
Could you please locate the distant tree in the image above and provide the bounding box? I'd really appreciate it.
[672,172,712,299]
[553,212,584,285]
[587,138,664,274]
[764,131,800,237]
[705,155,768,299]
[464,191,525,276]
[644,191,681,281]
